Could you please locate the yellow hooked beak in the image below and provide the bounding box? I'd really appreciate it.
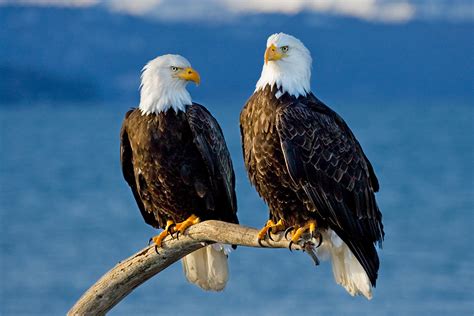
[177,67,201,85]
[264,44,284,64]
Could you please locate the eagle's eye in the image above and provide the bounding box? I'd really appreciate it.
[281,46,289,53]
[170,66,179,72]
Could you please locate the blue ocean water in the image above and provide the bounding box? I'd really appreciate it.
[0,101,472,315]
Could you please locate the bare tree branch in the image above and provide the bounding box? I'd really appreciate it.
[68,220,314,315]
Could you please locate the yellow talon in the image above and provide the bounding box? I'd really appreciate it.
[149,214,202,249]
[270,219,286,233]
[309,220,317,237]
[150,219,176,248]
[257,219,274,243]
[164,219,175,232]
[257,219,287,245]
[175,214,200,237]
[288,220,318,250]
[267,219,286,241]
[291,226,308,244]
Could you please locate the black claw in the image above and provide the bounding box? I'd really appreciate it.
[168,230,176,240]
[266,227,274,241]
[166,224,176,239]
[148,238,153,246]
[258,238,266,248]
[284,227,294,240]
[176,231,180,240]
[288,241,294,252]
[315,233,323,248]
[154,245,160,254]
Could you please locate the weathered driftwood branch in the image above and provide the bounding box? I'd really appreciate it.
[68,220,311,316]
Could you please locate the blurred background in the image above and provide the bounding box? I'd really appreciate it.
[0,0,473,315]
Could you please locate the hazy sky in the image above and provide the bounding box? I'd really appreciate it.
[1,0,473,23]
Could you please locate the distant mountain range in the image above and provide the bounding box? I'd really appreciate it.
[1,6,473,105]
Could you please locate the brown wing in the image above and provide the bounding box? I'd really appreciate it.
[120,109,160,228]
[186,103,238,222]
[276,96,384,285]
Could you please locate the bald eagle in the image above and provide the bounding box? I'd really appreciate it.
[240,33,384,299]
[120,54,238,291]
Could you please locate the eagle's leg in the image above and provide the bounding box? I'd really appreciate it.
[175,214,200,239]
[149,220,176,250]
[257,219,276,246]
[266,219,287,241]
[288,219,318,250]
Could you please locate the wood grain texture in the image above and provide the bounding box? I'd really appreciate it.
[68,221,309,316]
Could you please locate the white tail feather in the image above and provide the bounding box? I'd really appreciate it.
[181,244,230,291]
[316,229,373,299]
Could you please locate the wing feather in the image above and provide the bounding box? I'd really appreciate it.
[186,104,238,219]
[120,109,160,228]
[275,97,383,284]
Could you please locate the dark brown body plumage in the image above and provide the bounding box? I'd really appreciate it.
[240,85,384,285]
[240,88,311,225]
[121,103,238,229]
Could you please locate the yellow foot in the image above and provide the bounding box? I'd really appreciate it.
[175,214,200,238]
[287,220,320,251]
[257,220,274,246]
[257,219,287,246]
[149,220,176,251]
[267,219,286,241]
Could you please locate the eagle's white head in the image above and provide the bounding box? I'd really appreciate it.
[256,33,312,98]
[139,54,200,115]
